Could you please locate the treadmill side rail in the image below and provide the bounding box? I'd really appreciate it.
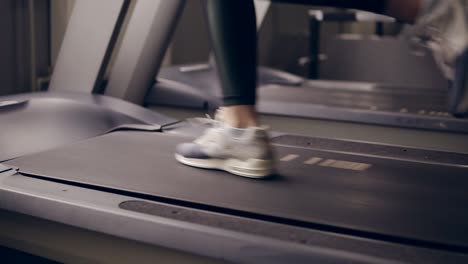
[0,173,401,264]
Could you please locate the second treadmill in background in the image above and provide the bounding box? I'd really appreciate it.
[146,8,467,133]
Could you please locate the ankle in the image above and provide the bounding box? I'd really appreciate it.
[221,105,259,128]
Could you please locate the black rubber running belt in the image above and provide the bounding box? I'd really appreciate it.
[258,85,449,112]
[6,131,468,253]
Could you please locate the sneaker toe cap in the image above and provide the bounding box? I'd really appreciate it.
[176,143,211,159]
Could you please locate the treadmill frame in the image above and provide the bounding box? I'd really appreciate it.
[0,167,400,264]
[3,163,467,264]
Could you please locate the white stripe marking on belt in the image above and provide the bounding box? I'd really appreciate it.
[304,157,323,165]
[280,154,300,162]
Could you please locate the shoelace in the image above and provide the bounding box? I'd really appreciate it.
[186,112,225,145]
[186,114,219,127]
[186,108,230,127]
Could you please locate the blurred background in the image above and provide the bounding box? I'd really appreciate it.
[0,0,446,96]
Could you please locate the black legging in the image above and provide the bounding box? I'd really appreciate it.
[206,0,389,106]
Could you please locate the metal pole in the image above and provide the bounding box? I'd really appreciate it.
[105,0,187,104]
[48,0,130,93]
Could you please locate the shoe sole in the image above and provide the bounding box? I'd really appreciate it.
[175,154,274,179]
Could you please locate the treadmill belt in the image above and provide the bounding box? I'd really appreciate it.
[260,83,449,114]
[6,132,468,250]
[256,83,468,133]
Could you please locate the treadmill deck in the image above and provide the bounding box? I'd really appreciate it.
[6,131,468,252]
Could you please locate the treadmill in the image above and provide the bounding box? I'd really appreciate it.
[2,1,468,263]
[146,5,468,134]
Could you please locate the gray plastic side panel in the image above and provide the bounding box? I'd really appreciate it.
[106,0,186,104]
[0,92,176,162]
[0,92,176,126]
[48,0,127,93]
[0,173,398,264]
[320,36,448,89]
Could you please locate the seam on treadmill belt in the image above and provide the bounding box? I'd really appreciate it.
[160,120,185,130]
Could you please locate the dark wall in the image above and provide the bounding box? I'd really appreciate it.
[0,0,50,96]
[0,0,17,95]
[260,3,312,76]
[168,2,337,77]
[170,0,211,65]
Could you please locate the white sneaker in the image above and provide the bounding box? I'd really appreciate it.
[411,0,468,116]
[175,110,275,178]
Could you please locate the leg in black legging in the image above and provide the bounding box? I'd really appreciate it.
[206,0,257,106]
